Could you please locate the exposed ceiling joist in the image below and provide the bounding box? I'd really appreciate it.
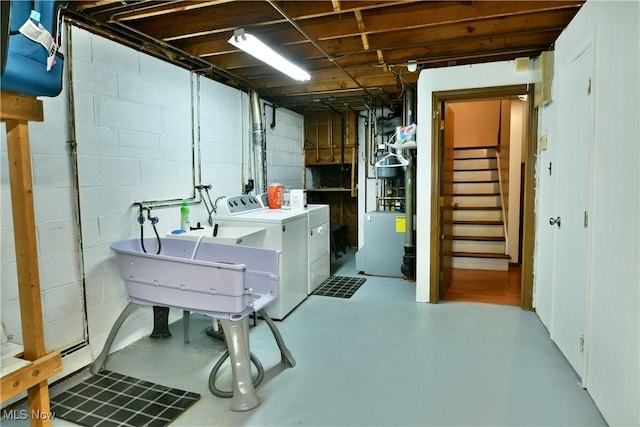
[65,0,584,111]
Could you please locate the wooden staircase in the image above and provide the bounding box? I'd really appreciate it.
[451,146,510,271]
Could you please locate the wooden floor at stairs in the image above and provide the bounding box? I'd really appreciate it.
[443,265,522,306]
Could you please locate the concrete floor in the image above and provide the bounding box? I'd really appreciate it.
[4,249,606,426]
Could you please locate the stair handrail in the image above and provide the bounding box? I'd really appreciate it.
[494,149,509,255]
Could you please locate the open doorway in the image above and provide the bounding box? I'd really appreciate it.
[430,85,536,309]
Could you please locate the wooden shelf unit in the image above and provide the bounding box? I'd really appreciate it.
[1,92,63,426]
[304,110,358,246]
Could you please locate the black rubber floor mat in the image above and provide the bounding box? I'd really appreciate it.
[50,370,200,427]
[312,275,366,298]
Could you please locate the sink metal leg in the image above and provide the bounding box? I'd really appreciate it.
[150,306,171,338]
[90,302,137,375]
[258,309,296,367]
[218,317,260,411]
[183,310,190,344]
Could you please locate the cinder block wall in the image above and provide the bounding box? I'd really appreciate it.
[0,25,304,380]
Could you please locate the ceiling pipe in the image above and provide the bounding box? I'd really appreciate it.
[266,0,394,111]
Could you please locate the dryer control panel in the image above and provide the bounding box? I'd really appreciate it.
[220,195,264,215]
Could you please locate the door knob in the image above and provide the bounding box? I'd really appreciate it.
[549,217,561,227]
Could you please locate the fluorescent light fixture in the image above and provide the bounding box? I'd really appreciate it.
[228,29,311,81]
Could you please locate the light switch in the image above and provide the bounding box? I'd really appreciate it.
[540,135,548,151]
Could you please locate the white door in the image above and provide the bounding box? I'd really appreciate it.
[551,44,594,380]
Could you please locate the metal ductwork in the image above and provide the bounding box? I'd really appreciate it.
[250,90,267,195]
[401,86,416,281]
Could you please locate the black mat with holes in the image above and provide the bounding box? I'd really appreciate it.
[49,370,200,427]
[312,275,366,299]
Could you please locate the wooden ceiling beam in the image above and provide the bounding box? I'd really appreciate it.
[64,0,583,111]
[366,9,578,50]
[358,1,583,35]
[272,1,421,21]
[258,74,400,96]
[173,23,314,57]
[209,28,558,86]
[353,10,369,51]
[118,2,287,41]
[380,31,559,64]
[102,1,234,22]
[234,62,395,87]
[272,0,582,41]
[188,17,565,71]
[102,0,419,41]
[170,4,578,60]
[377,51,388,73]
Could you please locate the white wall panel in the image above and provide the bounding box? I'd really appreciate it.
[265,107,304,189]
[72,62,118,96]
[44,313,84,349]
[91,33,139,74]
[94,97,163,133]
[538,1,639,425]
[38,253,79,291]
[118,75,159,105]
[31,153,73,186]
[28,121,69,154]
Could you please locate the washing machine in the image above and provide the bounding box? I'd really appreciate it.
[213,195,328,320]
[250,194,330,294]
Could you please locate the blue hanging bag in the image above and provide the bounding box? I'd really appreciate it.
[0,0,67,97]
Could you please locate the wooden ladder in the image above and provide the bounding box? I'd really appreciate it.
[1,92,63,426]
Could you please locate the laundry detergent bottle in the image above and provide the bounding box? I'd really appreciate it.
[180,201,190,231]
[268,183,283,209]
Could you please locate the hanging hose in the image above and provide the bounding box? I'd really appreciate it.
[138,206,148,253]
[138,205,161,255]
[208,350,264,398]
[147,208,161,255]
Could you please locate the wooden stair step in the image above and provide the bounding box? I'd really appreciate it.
[451,192,501,197]
[453,206,501,210]
[454,146,496,150]
[452,220,503,225]
[452,252,511,259]
[454,155,495,161]
[451,235,505,242]
[454,168,498,172]
[453,179,499,184]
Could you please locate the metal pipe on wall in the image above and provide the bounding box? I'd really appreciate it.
[401,86,416,280]
[250,90,267,194]
[64,22,90,352]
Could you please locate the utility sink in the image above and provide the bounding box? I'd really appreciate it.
[168,226,266,247]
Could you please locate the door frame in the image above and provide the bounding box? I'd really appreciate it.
[429,84,537,309]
